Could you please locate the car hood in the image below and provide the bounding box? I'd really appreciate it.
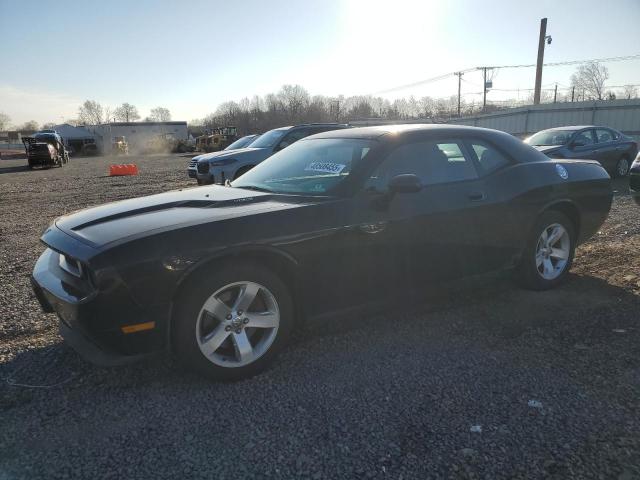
[197,147,270,164]
[53,186,299,249]
[531,145,563,154]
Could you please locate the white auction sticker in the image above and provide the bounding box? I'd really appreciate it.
[304,162,346,174]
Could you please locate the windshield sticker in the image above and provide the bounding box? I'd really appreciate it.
[304,162,346,174]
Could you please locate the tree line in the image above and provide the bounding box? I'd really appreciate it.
[1,62,636,134]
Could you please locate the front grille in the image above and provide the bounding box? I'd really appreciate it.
[197,162,209,174]
[188,159,197,168]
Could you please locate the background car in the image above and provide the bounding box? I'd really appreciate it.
[188,134,259,181]
[31,125,612,380]
[195,123,350,185]
[525,125,638,177]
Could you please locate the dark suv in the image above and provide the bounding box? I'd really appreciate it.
[195,123,350,184]
[525,125,638,177]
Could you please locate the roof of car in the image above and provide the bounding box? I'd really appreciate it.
[308,123,508,140]
[540,125,597,131]
[274,123,350,131]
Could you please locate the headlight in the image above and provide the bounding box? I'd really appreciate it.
[210,158,237,167]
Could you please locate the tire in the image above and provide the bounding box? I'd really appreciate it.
[515,210,576,290]
[173,262,294,381]
[233,165,254,180]
[196,179,204,185]
[612,156,630,178]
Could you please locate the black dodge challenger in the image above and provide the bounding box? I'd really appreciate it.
[32,125,613,380]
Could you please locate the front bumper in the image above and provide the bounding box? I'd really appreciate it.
[31,247,164,365]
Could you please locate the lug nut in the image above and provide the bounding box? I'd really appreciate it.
[226,314,232,320]
[235,329,242,334]
[237,310,243,316]
[243,318,249,324]
[225,326,232,332]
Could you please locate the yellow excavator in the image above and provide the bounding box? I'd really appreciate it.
[112,136,129,155]
[196,126,238,152]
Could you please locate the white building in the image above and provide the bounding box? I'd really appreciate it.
[51,124,98,154]
[86,121,188,154]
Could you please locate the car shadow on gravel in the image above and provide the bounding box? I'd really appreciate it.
[0,164,31,175]
[1,271,638,397]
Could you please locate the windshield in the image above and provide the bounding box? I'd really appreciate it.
[224,135,257,150]
[248,129,287,148]
[526,129,578,146]
[232,138,374,195]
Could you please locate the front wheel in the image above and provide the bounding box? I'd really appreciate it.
[515,211,576,290]
[173,263,294,380]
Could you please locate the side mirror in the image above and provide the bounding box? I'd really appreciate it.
[570,140,585,149]
[388,174,422,194]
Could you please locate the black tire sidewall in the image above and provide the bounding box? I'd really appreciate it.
[516,210,576,290]
[172,263,294,381]
[614,157,630,178]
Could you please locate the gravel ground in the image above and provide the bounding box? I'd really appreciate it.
[0,154,639,479]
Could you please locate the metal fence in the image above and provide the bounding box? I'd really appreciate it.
[447,99,640,139]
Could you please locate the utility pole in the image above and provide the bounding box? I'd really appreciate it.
[331,100,340,122]
[482,67,487,110]
[455,72,463,116]
[533,18,548,105]
[553,83,558,103]
[571,86,575,102]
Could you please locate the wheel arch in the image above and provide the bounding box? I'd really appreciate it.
[233,164,255,179]
[538,199,581,239]
[166,246,302,350]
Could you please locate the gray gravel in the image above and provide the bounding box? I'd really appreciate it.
[1,154,639,479]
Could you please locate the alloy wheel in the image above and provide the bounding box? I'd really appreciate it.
[195,281,280,367]
[617,158,630,177]
[535,223,570,280]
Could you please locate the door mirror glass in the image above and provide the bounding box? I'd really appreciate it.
[388,174,422,193]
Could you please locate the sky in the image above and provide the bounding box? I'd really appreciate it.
[1,0,639,125]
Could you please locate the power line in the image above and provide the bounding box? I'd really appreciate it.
[371,53,640,95]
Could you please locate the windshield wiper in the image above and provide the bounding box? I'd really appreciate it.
[235,185,274,193]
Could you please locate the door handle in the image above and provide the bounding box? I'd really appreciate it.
[468,191,485,201]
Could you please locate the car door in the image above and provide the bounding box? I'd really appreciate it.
[350,136,497,300]
[593,128,620,170]
[566,129,597,160]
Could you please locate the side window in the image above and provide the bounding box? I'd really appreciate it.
[276,129,308,151]
[595,129,613,143]
[469,140,510,174]
[573,130,595,146]
[366,140,478,191]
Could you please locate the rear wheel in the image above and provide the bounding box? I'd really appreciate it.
[173,263,294,380]
[515,210,576,290]
[613,156,630,178]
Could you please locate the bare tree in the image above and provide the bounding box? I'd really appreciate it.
[148,107,171,122]
[42,122,56,129]
[20,120,39,131]
[78,100,104,125]
[113,103,141,122]
[621,85,638,99]
[570,62,609,100]
[277,85,310,122]
[0,112,10,131]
